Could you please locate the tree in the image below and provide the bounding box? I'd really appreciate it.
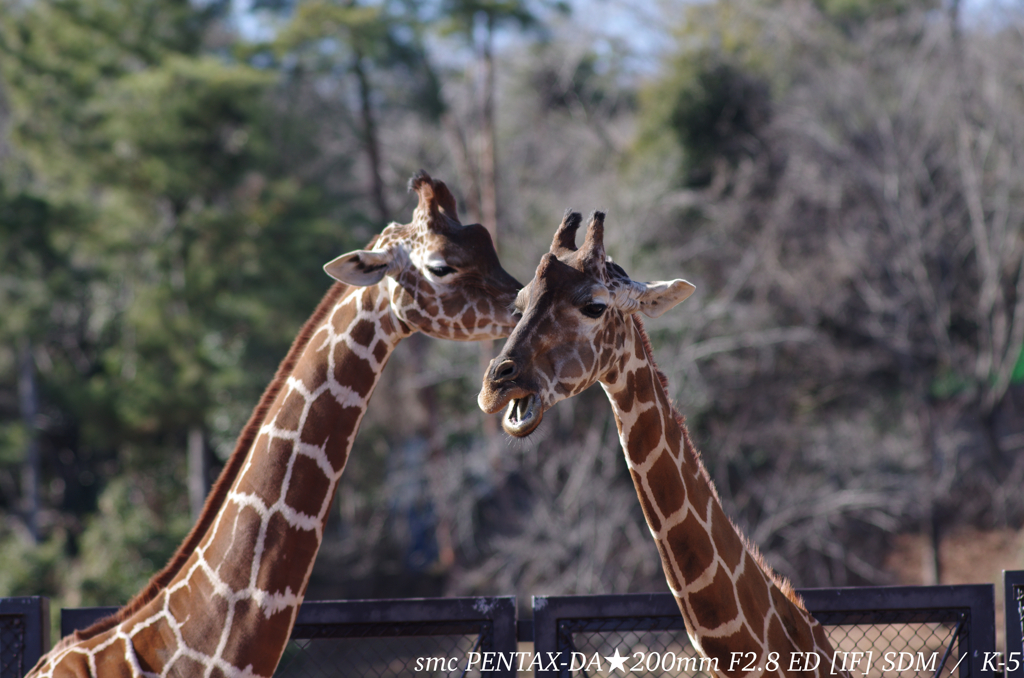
[758,6,1024,582]
[0,0,367,607]
[631,0,1024,584]
[269,0,440,223]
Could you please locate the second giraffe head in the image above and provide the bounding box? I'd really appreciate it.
[479,210,695,435]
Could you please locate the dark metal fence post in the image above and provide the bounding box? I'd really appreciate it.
[1006,571,1024,678]
[531,596,558,678]
[0,597,49,678]
[487,596,519,671]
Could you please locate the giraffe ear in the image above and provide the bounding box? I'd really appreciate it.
[634,279,696,318]
[323,249,394,286]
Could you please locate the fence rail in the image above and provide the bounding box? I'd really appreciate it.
[3,573,1021,677]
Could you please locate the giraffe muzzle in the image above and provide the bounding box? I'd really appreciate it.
[503,393,542,437]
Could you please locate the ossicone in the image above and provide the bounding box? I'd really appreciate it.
[580,211,606,272]
[550,209,583,254]
[410,169,461,233]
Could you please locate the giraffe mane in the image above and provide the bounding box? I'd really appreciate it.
[629,313,809,612]
[74,281,351,640]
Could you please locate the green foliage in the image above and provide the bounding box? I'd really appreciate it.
[73,474,192,606]
[0,0,370,606]
[633,2,777,186]
[276,2,394,58]
[1013,348,1024,384]
[0,528,68,600]
[812,0,937,29]
[94,56,273,202]
[930,368,972,401]
[0,187,87,340]
[260,0,447,122]
[0,423,28,466]
[633,0,936,185]
[0,0,221,192]
[438,0,544,36]
[662,53,772,186]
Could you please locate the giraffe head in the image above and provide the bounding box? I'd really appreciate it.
[478,210,695,435]
[324,171,522,340]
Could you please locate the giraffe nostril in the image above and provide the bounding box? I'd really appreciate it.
[492,359,518,383]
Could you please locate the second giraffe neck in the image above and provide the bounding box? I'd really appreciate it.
[600,317,838,678]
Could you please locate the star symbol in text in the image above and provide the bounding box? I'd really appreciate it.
[605,648,629,673]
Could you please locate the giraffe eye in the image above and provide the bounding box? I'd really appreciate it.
[427,265,457,277]
[580,302,607,319]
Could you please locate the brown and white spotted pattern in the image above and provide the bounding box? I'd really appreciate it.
[29,172,521,678]
[478,211,844,678]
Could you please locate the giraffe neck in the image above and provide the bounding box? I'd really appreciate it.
[37,282,408,678]
[600,316,838,678]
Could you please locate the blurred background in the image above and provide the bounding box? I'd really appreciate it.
[1,0,1024,617]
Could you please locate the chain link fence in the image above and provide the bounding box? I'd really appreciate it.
[556,615,711,678]
[814,609,965,678]
[553,610,967,678]
[534,587,996,678]
[0,598,47,678]
[0,616,26,678]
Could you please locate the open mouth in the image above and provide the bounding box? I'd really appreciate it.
[503,393,542,437]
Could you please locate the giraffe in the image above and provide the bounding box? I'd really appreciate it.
[478,210,843,678]
[29,171,522,678]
